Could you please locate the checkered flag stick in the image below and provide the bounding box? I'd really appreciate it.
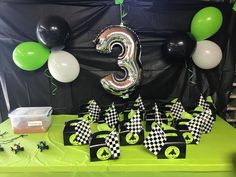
[104,103,119,128]
[74,120,92,145]
[126,109,143,134]
[201,109,214,134]
[198,95,209,110]
[144,123,167,155]
[170,101,185,120]
[105,130,120,158]
[88,100,101,121]
[136,95,145,112]
[154,103,162,125]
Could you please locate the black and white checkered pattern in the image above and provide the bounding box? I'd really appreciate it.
[188,108,215,144]
[143,123,167,155]
[74,120,92,145]
[198,95,209,110]
[170,101,185,120]
[188,112,205,144]
[154,103,162,126]
[88,100,101,121]
[104,104,119,128]
[136,95,145,111]
[126,109,143,134]
[201,109,214,134]
[105,131,120,158]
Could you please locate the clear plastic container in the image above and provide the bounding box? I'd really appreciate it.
[8,107,52,134]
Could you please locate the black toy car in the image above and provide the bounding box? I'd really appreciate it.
[0,145,4,151]
[10,143,24,154]
[37,141,49,152]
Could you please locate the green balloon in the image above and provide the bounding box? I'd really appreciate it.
[13,42,50,71]
[191,7,223,41]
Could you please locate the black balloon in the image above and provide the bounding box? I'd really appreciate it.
[163,32,196,62]
[36,15,71,50]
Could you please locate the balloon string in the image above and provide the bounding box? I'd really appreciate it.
[120,4,123,25]
[44,68,58,96]
[119,3,127,25]
[185,62,196,85]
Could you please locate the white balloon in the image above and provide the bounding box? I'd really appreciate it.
[48,51,80,83]
[192,40,222,69]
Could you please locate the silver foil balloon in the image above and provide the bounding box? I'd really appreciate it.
[94,25,142,98]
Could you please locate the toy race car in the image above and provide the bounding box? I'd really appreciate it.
[37,141,49,152]
[0,145,4,152]
[10,143,24,154]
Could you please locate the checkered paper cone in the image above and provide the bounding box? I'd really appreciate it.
[75,120,92,145]
[104,103,119,128]
[105,131,120,158]
[88,100,101,121]
[170,101,185,120]
[154,103,162,125]
[126,109,143,134]
[135,95,145,112]
[144,123,167,156]
[198,95,209,110]
[200,109,214,134]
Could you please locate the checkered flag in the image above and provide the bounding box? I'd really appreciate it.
[105,131,120,158]
[154,103,162,125]
[198,95,209,110]
[126,109,143,134]
[135,95,145,112]
[201,109,214,134]
[104,103,119,128]
[74,120,92,145]
[170,101,185,120]
[144,123,167,155]
[88,100,101,121]
[188,111,205,144]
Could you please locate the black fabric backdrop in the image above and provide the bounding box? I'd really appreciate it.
[0,0,235,121]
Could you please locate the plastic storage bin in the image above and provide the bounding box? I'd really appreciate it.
[8,107,52,134]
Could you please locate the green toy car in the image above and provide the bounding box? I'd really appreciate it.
[10,143,24,154]
[37,141,49,152]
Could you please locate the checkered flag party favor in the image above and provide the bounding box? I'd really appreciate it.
[201,109,214,134]
[75,120,92,145]
[135,95,145,112]
[144,123,167,156]
[105,131,120,158]
[126,109,143,134]
[170,101,185,120]
[104,103,119,128]
[198,95,209,110]
[88,100,101,121]
[188,112,205,144]
[154,103,162,125]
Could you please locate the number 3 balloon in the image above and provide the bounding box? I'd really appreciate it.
[94,25,142,98]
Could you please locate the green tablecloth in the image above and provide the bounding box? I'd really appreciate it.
[0,115,236,177]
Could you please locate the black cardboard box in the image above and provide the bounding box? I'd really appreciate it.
[157,130,186,159]
[145,111,173,132]
[89,131,118,162]
[174,119,196,144]
[63,119,82,146]
[119,121,144,146]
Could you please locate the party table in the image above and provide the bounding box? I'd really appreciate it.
[0,115,236,177]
